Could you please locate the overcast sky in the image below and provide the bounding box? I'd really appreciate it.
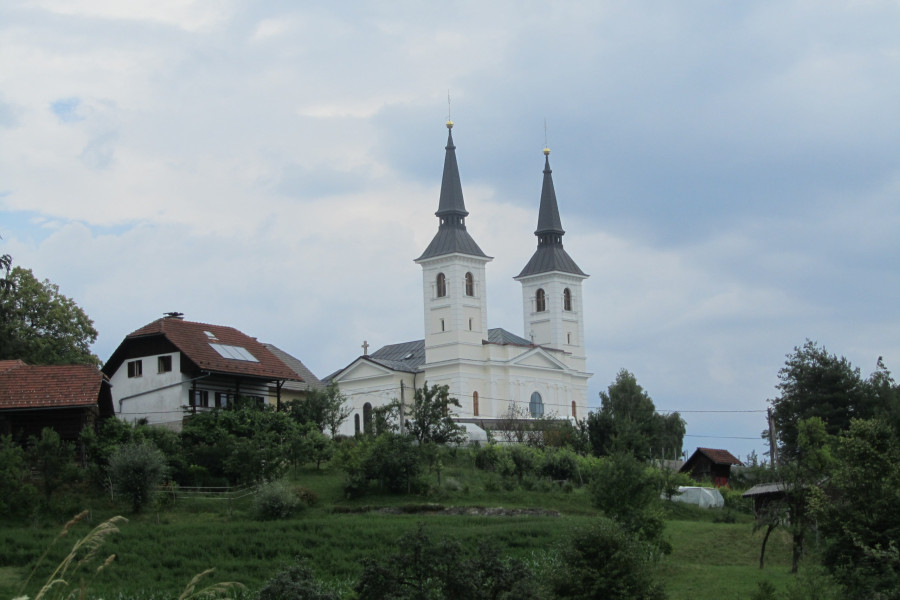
[3,1,899,461]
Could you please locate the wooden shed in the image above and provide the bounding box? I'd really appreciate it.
[680,447,743,487]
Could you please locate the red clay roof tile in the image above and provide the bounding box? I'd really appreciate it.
[0,362,107,410]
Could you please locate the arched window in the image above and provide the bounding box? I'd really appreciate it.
[473,391,479,417]
[363,402,372,434]
[535,288,546,312]
[571,401,577,418]
[354,414,360,435]
[465,272,474,296]
[529,391,544,418]
[564,288,572,311]
[436,273,447,297]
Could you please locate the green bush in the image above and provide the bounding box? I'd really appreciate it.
[541,447,580,482]
[253,480,300,520]
[473,443,501,471]
[552,518,667,600]
[108,442,168,513]
[257,557,339,599]
[0,435,38,520]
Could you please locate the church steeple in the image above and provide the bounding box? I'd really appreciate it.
[516,148,585,278]
[416,122,488,261]
[515,146,588,358]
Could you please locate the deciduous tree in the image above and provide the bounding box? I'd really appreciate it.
[0,265,99,365]
[406,382,464,446]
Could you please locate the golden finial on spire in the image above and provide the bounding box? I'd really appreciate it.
[543,118,550,155]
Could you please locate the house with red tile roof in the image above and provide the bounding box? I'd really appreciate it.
[102,314,302,430]
[680,447,744,487]
[0,359,113,442]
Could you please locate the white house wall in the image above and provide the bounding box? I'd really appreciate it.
[111,352,185,429]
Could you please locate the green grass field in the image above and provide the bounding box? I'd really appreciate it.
[0,461,799,599]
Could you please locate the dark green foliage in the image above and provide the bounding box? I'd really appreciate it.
[0,434,38,519]
[257,558,339,600]
[28,427,79,500]
[406,382,465,445]
[589,453,670,553]
[108,442,168,513]
[356,524,541,599]
[347,433,423,495]
[540,446,581,482]
[0,265,99,365]
[812,418,900,598]
[180,403,300,485]
[769,340,873,461]
[586,369,684,460]
[552,518,667,600]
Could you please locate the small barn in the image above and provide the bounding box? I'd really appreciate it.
[742,482,789,517]
[0,359,114,443]
[680,447,743,487]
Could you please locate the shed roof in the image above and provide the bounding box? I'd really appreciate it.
[0,361,109,410]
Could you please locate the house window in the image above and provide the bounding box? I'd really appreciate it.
[158,355,172,373]
[436,273,447,298]
[473,391,479,417]
[529,391,544,418]
[189,390,209,408]
[127,360,142,378]
[363,402,373,434]
[215,392,233,408]
[571,401,577,418]
[465,272,474,296]
[535,288,546,312]
[564,288,572,311]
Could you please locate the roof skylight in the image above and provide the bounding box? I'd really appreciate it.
[210,343,259,362]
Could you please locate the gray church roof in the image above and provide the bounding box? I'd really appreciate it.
[367,339,426,373]
[516,150,586,278]
[417,124,489,262]
[486,328,533,347]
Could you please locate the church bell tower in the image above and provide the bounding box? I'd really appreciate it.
[515,147,588,369]
[414,122,492,366]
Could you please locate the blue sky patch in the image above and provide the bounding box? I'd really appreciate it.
[51,97,84,123]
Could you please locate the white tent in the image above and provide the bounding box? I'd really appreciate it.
[668,486,725,508]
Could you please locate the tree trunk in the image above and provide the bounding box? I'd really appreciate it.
[759,523,776,569]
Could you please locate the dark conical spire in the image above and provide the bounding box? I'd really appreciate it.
[436,123,468,219]
[416,122,488,261]
[536,149,564,237]
[515,147,585,278]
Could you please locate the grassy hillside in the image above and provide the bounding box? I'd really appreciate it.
[1,460,797,599]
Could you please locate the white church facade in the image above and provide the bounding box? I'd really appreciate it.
[331,122,591,437]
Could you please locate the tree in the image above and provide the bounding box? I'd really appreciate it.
[405,382,465,446]
[108,442,168,513]
[0,434,38,519]
[286,383,351,438]
[588,452,670,553]
[811,418,900,597]
[552,518,667,600]
[0,265,99,365]
[769,340,872,461]
[28,427,78,500]
[586,370,684,461]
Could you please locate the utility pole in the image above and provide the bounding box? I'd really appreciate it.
[768,408,778,469]
[400,380,406,434]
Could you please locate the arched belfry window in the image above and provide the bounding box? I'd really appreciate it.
[564,288,572,311]
[465,272,474,296]
[535,288,546,312]
[436,273,447,298]
[571,401,577,418]
[529,391,544,418]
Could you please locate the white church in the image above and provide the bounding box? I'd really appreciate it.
[331,122,591,437]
